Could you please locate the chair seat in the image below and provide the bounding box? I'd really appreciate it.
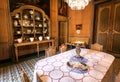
[91,43,103,51]
[116,71,120,82]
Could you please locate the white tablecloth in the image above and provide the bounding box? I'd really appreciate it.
[33,49,115,82]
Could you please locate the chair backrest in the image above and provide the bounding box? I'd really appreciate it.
[59,44,67,53]
[36,73,43,82]
[116,71,120,82]
[21,70,30,82]
[45,46,56,57]
[91,43,103,51]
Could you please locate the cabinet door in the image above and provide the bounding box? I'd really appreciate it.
[96,2,120,54]
[112,2,120,53]
[96,4,111,51]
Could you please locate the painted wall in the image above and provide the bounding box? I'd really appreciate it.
[68,1,94,38]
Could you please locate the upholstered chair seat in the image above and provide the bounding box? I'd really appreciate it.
[91,43,103,51]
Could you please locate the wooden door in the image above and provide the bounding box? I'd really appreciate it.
[96,4,111,51]
[112,3,120,53]
[0,0,11,60]
[58,21,68,46]
[95,2,120,54]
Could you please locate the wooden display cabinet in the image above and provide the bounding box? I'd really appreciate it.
[11,5,50,43]
[10,5,52,59]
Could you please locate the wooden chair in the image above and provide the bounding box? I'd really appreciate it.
[59,44,67,53]
[116,71,120,82]
[90,43,103,51]
[36,73,42,82]
[45,46,56,57]
[21,70,30,82]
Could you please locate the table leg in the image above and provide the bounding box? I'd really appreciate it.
[37,44,39,57]
[48,42,51,46]
[52,40,54,46]
[15,47,18,62]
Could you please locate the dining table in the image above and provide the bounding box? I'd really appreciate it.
[33,48,115,82]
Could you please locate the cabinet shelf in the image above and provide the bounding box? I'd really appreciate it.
[35,33,43,34]
[14,26,21,28]
[11,5,50,43]
[23,26,34,28]
[35,19,43,22]
[23,33,34,35]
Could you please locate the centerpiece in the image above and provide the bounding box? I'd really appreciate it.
[67,61,88,72]
[75,44,83,58]
[67,44,89,73]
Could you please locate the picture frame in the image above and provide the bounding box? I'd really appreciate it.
[76,24,82,30]
[58,0,68,16]
[58,0,62,9]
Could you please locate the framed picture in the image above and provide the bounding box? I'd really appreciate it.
[58,0,62,9]
[76,24,82,30]
[58,0,68,16]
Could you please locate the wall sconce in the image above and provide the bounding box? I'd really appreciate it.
[76,24,82,34]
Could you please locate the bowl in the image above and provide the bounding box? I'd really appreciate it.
[30,37,34,42]
[17,38,22,43]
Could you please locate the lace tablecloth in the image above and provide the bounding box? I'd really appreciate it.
[33,49,115,82]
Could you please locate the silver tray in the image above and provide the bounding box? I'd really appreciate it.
[67,61,89,72]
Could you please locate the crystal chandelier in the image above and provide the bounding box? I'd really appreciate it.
[64,0,91,10]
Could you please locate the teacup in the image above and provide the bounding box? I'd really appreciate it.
[17,38,22,43]
[38,36,42,41]
[17,31,21,34]
[46,36,50,40]
[30,37,34,42]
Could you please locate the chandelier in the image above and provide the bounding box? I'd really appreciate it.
[64,0,91,10]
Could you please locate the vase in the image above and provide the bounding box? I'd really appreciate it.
[76,44,83,59]
[75,44,81,57]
